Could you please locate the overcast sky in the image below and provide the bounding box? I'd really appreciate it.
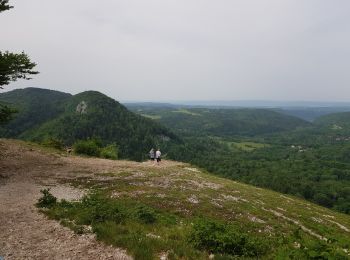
[1,0,350,102]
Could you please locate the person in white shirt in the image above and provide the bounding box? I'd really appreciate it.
[155,149,161,165]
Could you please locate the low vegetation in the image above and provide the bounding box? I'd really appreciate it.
[36,188,57,208]
[41,137,65,150]
[36,157,350,259]
[73,139,118,159]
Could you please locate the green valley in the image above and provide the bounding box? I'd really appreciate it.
[129,105,350,215]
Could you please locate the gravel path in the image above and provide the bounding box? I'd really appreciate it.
[0,140,132,260]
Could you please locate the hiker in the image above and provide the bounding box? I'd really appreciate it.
[149,148,155,162]
[155,148,161,165]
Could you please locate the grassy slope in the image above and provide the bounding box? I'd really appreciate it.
[32,142,350,259]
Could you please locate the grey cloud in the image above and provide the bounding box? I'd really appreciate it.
[1,0,350,101]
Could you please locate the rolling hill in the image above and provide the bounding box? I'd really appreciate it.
[314,112,350,130]
[0,88,178,160]
[128,106,311,137]
[0,87,71,136]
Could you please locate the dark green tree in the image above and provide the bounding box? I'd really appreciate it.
[0,0,38,123]
[0,0,13,13]
[0,104,17,125]
[0,51,38,88]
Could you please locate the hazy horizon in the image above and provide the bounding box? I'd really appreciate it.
[3,87,350,107]
[2,1,350,102]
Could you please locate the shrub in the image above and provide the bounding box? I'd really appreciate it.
[73,139,101,157]
[36,188,57,208]
[74,194,124,224]
[92,202,124,223]
[100,144,118,160]
[277,239,349,260]
[189,218,267,257]
[42,137,64,150]
[133,205,157,224]
[314,193,333,208]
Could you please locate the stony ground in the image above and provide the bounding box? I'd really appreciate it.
[0,139,151,260]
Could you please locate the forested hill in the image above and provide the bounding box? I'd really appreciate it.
[0,88,178,160]
[128,106,311,136]
[314,112,350,129]
[0,88,72,136]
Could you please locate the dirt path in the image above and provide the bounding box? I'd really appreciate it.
[0,140,133,260]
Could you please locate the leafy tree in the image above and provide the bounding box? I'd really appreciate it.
[0,103,16,125]
[0,0,13,13]
[0,0,38,123]
[0,51,38,88]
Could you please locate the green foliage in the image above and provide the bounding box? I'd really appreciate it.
[100,143,118,159]
[133,205,157,224]
[0,0,13,13]
[130,106,310,137]
[166,129,350,214]
[314,112,350,129]
[42,192,270,259]
[73,139,101,157]
[73,139,119,160]
[189,218,268,257]
[80,195,124,224]
[42,193,205,259]
[0,51,38,88]
[276,238,349,259]
[0,88,71,137]
[36,188,57,208]
[0,103,17,124]
[41,137,64,150]
[0,88,178,161]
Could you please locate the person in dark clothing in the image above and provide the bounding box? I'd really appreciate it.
[149,148,155,162]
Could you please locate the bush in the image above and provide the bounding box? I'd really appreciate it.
[133,205,157,224]
[189,218,267,257]
[92,202,124,223]
[0,104,17,125]
[100,144,118,160]
[277,239,349,259]
[42,137,64,150]
[73,139,119,160]
[36,188,57,208]
[314,193,333,208]
[74,194,124,224]
[73,139,101,157]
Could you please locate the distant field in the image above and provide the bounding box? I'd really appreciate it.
[172,108,201,116]
[226,141,270,152]
[140,114,162,120]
